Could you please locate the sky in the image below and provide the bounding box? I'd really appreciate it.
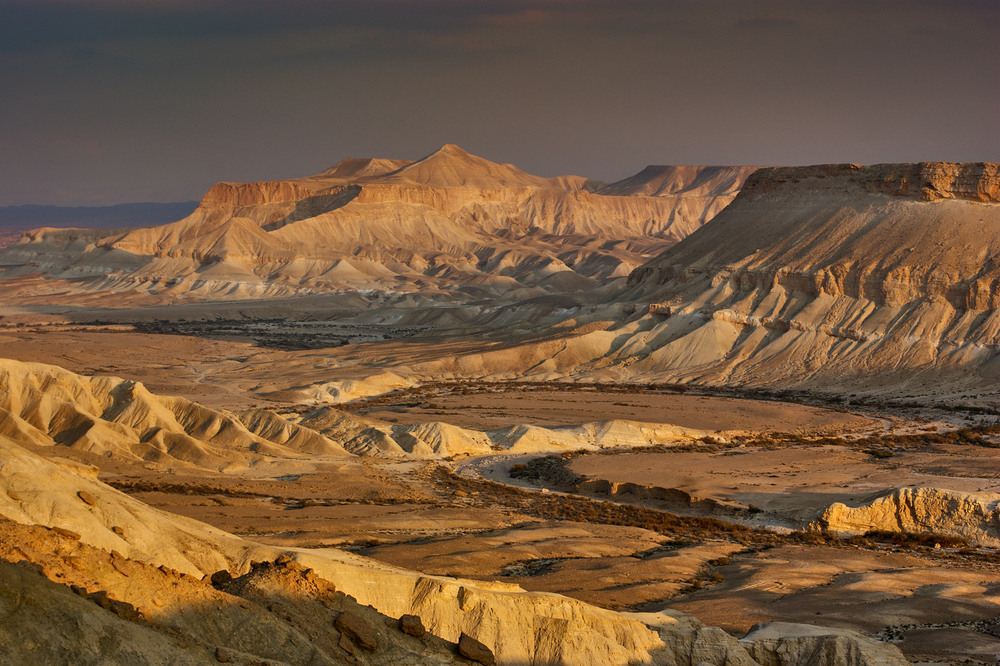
[1,0,998,206]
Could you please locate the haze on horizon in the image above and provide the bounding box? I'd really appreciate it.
[1,0,997,207]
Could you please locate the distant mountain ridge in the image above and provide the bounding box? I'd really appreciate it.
[0,145,753,303]
[0,202,199,230]
[596,165,759,198]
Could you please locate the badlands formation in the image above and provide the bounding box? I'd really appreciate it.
[1,153,1000,664]
[0,145,752,304]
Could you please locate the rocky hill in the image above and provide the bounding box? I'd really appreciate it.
[595,165,758,199]
[0,146,753,303]
[293,162,1000,402]
[606,162,1000,395]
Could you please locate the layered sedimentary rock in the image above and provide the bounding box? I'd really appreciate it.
[0,358,350,471]
[0,358,715,467]
[264,163,1000,402]
[816,486,1000,547]
[596,164,757,199]
[740,622,908,666]
[608,162,1000,394]
[0,146,752,302]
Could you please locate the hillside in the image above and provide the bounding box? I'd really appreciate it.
[595,165,758,199]
[0,147,752,304]
[613,162,1000,394]
[283,162,1000,402]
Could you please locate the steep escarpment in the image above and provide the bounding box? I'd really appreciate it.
[630,162,1000,299]
[740,162,1000,203]
[610,162,1000,395]
[0,146,750,303]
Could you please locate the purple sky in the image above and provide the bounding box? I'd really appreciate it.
[1,0,998,206]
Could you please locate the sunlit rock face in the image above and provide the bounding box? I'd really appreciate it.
[0,145,752,303]
[609,162,1000,394]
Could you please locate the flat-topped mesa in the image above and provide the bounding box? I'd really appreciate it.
[630,161,1000,296]
[741,162,1000,203]
[608,162,1000,392]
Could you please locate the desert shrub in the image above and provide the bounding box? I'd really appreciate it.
[508,463,529,478]
[862,530,968,549]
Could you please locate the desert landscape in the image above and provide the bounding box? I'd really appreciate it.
[3,148,1000,665]
[3,1,998,664]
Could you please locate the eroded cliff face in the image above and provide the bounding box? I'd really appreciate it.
[610,162,1000,396]
[740,162,1000,203]
[0,146,751,302]
[816,487,1000,547]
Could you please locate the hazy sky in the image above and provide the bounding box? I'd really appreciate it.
[2,0,998,206]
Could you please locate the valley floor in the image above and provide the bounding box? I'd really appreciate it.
[3,315,1000,663]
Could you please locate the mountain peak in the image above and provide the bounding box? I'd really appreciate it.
[432,143,469,155]
[379,144,549,189]
[315,157,412,181]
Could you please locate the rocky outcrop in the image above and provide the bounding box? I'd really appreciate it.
[0,519,469,665]
[635,611,908,665]
[740,162,1000,203]
[299,402,712,458]
[635,609,760,665]
[199,180,323,208]
[740,622,908,666]
[815,486,1000,546]
[0,560,219,665]
[0,431,666,664]
[0,356,915,665]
